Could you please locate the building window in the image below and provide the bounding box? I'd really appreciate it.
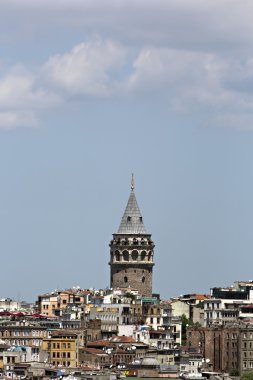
[142,277,145,283]
[124,276,128,283]
[132,250,138,261]
[141,251,146,260]
[115,251,120,261]
[123,250,129,261]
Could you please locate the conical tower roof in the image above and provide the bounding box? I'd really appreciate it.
[117,176,147,234]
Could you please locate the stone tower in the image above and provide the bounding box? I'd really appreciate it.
[109,176,155,297]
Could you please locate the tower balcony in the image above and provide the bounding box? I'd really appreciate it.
[109,260,155,267]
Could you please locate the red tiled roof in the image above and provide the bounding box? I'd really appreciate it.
[50,329,82,336]
[110,336,136,343]
[195,294,210,300]
[79,347,105,354]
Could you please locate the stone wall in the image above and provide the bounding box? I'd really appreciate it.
[111,264,153,297]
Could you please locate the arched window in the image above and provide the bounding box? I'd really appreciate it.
[123,250,129,261]
[124,276,128,283]
[115,250,120,262]
[142,277,145,283]
[141,250,147,261]
[132,250,138,261]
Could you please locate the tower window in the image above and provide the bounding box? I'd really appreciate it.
[115,250,120,261]
[124,276,128,283]
[139,217,143,222]
[127,216,131,221]
[142,277,145,283]
[141,251,147,261]
[132,250,138,261]
[123,250,129,261]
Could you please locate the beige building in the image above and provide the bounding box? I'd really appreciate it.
[37,289,87,317]
[0,321,48,349]
[43,329,85,367]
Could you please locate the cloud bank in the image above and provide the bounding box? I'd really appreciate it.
[1,1,253,129]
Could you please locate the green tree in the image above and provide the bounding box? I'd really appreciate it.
[181,314,190,345]
[229,368,239,376]
[181,315,202,345]
[241,371,253,380]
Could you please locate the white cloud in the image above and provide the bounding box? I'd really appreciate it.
[1,0,253,55]
[0,70,60,110]
[0,67,61,129]
[0,111,38,130]
[1,41,253,130]
[127,48,235,109]
[42,39,126,97]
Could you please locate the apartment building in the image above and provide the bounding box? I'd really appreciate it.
[42,329,85,367]
[187,323,253,374]
[37,288,89,318]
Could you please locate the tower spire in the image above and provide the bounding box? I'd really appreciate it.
[117,176,147,234]
[131,173,134,191]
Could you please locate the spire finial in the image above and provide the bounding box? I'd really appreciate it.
[131,173,134,191]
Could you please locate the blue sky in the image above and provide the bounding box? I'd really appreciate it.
[1,0,253,301]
